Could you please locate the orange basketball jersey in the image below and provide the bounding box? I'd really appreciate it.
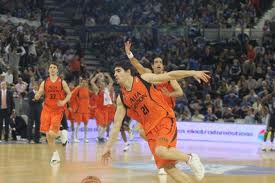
[120,76,175,134]
[73,86,90,113]
[44,77,65,112]
[155,81,176,108]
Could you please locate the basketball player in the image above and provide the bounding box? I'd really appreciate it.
[102,60,210,182]
[67,82,77,141]
[261,91,275,151]
[34,63,71,164]
[91,72,115,143]
[72,78,91,143]
[125,41,183,175]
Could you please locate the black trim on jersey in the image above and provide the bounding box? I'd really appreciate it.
[137,75,151,91]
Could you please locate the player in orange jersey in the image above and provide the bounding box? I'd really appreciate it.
[91,72,114,143]
[34,63,71,164]
[102,58,210,182]
[67,82,77,141]
[125,41,184,174]
[71,78,91,143]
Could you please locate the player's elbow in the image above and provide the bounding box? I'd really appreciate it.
[178,89,184,96]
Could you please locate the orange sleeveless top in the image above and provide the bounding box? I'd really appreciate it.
[44,77,65,112]
[155,81,176,108]
[74,87,90,113]
[120,76,175,134]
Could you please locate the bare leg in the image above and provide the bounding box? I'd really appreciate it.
[84,122,89,142]
[121,129,127,143]
[155,147,190,162]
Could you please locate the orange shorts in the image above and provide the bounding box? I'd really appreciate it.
[95,106,112,127]
[67,110,75,121]
[74,113,90,123]
[146,117,177,168]
[40,107,64,134]
[90,107,96,119]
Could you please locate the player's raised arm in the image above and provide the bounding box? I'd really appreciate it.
[125,41,152,75]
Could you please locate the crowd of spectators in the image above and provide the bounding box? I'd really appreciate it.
[60,0,274,28]
[0,1,85,119]
[85,23,275,125]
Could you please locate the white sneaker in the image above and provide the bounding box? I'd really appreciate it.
[187,153,205,181]
[50,151,60,165]
[262,142,268,151]
[60,130,68,146]
[123,145,129,152]
[73,138,80,143]
[84,138,89,143]
[158,168,167,175]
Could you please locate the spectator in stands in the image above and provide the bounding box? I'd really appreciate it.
[10,110,27,140]
[229,59,242,82]
[204,106,218,122]
[223,107,235,123]
[15,77,28,97]
[224,92,240,108]
[191,103,204,122]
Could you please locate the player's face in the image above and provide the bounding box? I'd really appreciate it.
[80,79,88,87]
[152,58,164,74]
[48,64,58,76]
[114,67,129,85]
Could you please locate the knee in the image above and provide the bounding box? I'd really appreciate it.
[155,147,168,158]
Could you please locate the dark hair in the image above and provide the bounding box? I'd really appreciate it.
[48,62,58,69]
[113,60,133,73]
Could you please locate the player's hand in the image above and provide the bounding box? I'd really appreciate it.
[124,41,132,55]
[193,71,211,84]
[101,147,111,165]
[57,100,66,107]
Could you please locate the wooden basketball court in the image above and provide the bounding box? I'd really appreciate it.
[0,139,275,183]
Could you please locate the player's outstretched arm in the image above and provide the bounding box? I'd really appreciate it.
[125,41,152,75]
[102,96,126,163]
[141,70,211,84]
[105,96,126,149]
